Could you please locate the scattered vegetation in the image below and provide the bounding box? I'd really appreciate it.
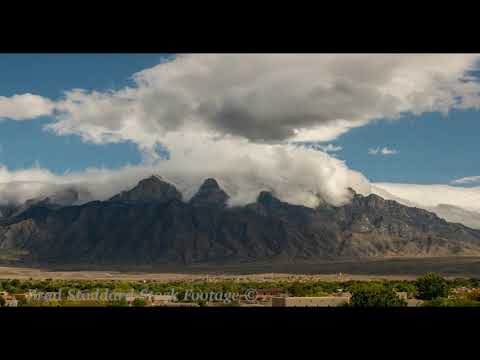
[349,283,407,307]
[0,273,479,307]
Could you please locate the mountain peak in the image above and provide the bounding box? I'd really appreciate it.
[347,187,357,197]
[257,191,282,208]
[190,178,229,207]
[201,178,221,189]
[350,192,388,211]
[140,175,165,185]
[109,175,182,203]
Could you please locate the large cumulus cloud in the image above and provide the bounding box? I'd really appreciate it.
[42,54,480,145]
[2,54,480,210]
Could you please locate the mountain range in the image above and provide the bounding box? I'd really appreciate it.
[1,175,480,265]
[371,185,480,230]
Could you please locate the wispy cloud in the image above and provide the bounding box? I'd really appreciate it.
[297,142,343,153]
[320,144,343,152]
[451,175,480,185]
[368,147,399,156]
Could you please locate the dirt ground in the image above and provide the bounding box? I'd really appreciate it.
[1,257,479,281]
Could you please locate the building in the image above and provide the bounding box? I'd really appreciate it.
[272,294,351,307]
[406,299,423,307]
[451,287,480,296]
[4,299,18,307]
[393,291,424,306]
[255,288,286,302]
[0,291,19,307]
[395,292,408,301]
[149,294,177,306]
[125,293,177,306]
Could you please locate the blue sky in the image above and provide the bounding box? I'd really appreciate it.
[0,54,478,186]
[0,54,165,172]
[335,109,480,185]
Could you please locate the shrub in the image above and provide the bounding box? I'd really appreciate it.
[350,284,407,307]
[415,273,449,300]
[132,298,148,307]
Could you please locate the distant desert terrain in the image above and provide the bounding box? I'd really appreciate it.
[1,257,479,281]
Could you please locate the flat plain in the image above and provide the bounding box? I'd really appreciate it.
[0,256,479,282]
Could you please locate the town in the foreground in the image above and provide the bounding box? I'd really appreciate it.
[1,273,479,307]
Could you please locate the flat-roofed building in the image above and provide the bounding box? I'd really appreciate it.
[4,299,18,307]
[1,291,19,307]
[255,288,286,301]
[150,294,176,306]
[10,293,28,304]
[272,294,351,307]
[126,294,176,306]
[406,299,423,307]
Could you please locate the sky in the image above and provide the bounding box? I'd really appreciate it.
[0,54,479,211]
[336,108,480,185]
[0,54,164,172]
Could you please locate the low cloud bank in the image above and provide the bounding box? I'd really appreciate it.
[372,183,480,213]
[0,137,371,208]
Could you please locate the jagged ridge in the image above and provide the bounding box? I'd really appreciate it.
[1,176,480,265]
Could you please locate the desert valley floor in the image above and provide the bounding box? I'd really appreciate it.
[1,257,479,281]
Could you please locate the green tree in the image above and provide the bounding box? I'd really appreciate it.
[132,298,147,307]
[350,284,407,307]
[415,273,449,300]
[390,282,417,298]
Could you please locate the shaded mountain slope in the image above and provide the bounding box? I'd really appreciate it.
[1,177,480,265]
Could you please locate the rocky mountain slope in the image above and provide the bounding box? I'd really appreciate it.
[0,187,92,220]
[426,204,480,230]
[1,176,480,265]
[371,185,480,230]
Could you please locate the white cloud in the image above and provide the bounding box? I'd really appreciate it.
[0,139,371,208]
[370,184,480,228]
[32,54,480,147]
[451,175,480,185]
[368,147,399,155]
[295,142,343,153]
[318,144,343,152]
[3,55,480,148]
[372,182,480,213]
[0,93,55,120]
[2,54,480,214]
[380,147,398,155]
